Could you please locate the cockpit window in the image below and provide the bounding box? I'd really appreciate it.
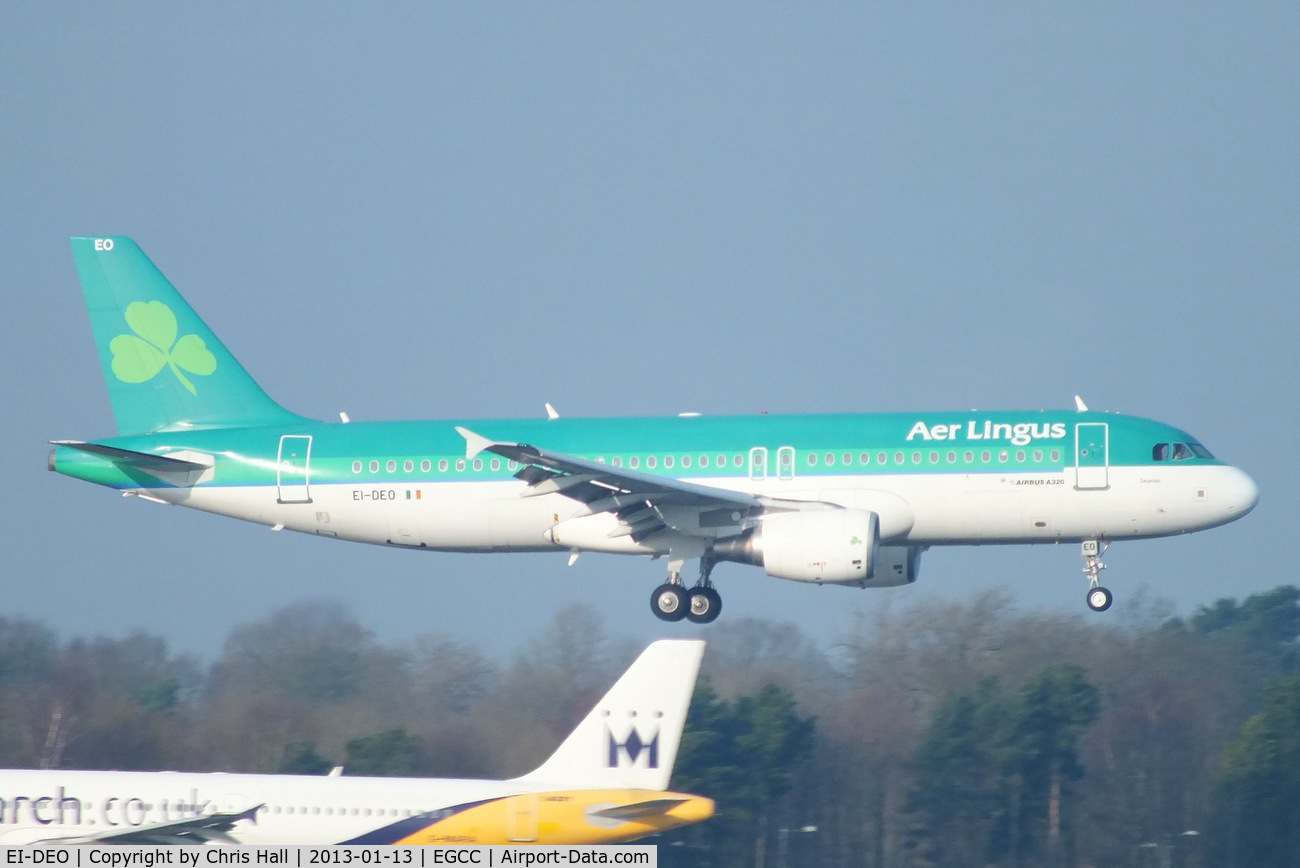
[1153,441,1215,461]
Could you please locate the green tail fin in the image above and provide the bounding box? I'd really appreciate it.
[70,237,308,434]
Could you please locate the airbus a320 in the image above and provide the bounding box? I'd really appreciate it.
[50,238,1259,623]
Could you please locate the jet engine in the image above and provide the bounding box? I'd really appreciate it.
[715,509,879,584]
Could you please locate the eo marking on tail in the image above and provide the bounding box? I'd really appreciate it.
[70,237,303,434]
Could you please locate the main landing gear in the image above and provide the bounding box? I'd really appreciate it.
[651,553,722,624]
[1082,539,1113,612]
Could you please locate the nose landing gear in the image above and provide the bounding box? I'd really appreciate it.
[1083,539,1113,612]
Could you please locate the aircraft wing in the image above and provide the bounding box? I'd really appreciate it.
[31,805,262,845]
[458,427,819,543]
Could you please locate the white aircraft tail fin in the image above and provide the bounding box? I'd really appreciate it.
[516,639,705,791]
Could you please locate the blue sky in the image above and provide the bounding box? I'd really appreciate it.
[4,3,1295,658]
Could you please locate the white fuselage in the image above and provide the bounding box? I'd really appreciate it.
[159,462,1258,555]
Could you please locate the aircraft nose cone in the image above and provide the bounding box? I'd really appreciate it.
[1232,467,1253,514]
[1225,467,1260,517]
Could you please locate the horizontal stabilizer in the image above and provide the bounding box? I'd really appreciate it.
[590,798,690,822]
[50,441,212,487]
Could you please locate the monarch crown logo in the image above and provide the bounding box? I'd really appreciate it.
[110,301,217,395]
[606,724,660,769]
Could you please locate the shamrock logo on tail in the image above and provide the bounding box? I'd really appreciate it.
[109,301,217,395]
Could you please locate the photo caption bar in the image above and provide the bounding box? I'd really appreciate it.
[2,847,655,868]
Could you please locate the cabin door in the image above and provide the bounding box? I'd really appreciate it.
[277,435,313,503]
[507,794,538,842]
[1074,423,1109,490]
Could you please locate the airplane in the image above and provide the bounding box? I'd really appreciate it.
[49,237,1259,623]
[0,639,710,845]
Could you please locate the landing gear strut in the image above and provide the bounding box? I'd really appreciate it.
[1082,539,1113,612]
[650,552,722,624]
[686,554,722,624]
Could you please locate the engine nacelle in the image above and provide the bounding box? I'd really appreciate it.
[718,509,879,585]
[862,544,923,587]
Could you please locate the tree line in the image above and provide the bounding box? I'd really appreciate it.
[0,587,1296,868]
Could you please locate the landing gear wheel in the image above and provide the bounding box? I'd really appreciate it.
[651,583,689,622]
[1087,586,1113,612]
[687,586,722,624]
